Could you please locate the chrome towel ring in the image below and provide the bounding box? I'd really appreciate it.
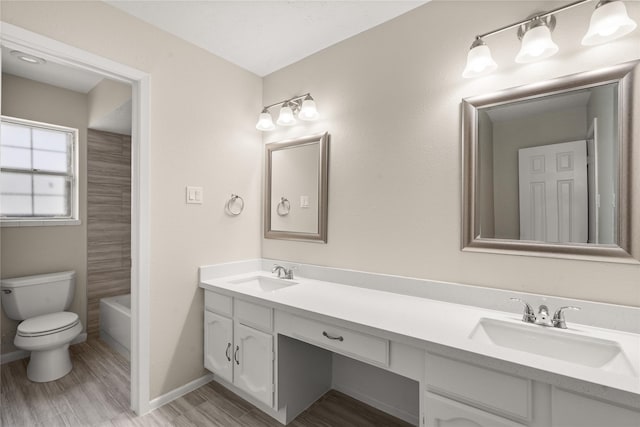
[277,197,290,216]
[226,194,244,216]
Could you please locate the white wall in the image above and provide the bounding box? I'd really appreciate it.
[1,0,263,398]
[262,0,640,307]
[1,74,88,355]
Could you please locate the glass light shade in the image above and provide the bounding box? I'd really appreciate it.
[255,111,275,131]
[277,105,296,126]
[515,25,559,64]
[582,1,637,46]
[462,44,498,78]
[298,98,319,121]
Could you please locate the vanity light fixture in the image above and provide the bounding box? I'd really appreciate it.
[462,0,637,78]
[582,0,638,45]
[462,37,498,78]
[515,16,559,64]
[256,93,319,131]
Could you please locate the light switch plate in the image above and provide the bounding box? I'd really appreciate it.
[186,186,203,204]
[300,195,309,208]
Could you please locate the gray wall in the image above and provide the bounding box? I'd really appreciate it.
[587,84,618,244]
[491,106,587,239]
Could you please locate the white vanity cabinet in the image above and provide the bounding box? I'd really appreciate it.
[550,388,640,427]
[424,353,530,427]
[426,392,527,427]
[204,310,233,382]
[203,290,274,407]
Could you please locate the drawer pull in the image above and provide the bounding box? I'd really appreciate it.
[323,331,344,342]
[225,343,231,362]
[234,345,240,365]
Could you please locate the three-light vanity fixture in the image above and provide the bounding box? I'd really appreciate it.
[256,93,319,131]
[463,0,637,78]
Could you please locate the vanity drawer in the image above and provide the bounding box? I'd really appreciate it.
[285,314,389,367]
[426,353,531,420]
[235,299,273,333]
[204,290,232,317]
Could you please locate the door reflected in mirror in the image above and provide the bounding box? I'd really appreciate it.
[264,132,328,242]
[477,83,619,245]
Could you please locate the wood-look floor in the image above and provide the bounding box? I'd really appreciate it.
[1,339,412,426]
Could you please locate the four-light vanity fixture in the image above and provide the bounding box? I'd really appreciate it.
[256,93,319,131]
[463,0,637,78]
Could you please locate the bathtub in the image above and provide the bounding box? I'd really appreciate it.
[100,293,131,361]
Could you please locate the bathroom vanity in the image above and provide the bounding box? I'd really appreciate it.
[199,262,640,426]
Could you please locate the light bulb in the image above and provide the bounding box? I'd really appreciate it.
[515,24,559,64]
[582,0,637,46]
[462,39,498,78]
[277,104,296,126]
[298,96,319,121]
[255,109,275,131]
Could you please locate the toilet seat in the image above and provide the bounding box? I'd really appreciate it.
[17,312,80,338]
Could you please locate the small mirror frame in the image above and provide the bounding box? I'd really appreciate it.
[462,61,640,263]
[264,132,329,243]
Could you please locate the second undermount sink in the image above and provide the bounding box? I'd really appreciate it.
[229,275,298,292]
[469,318,636,376]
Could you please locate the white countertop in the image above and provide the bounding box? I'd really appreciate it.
[200,271,640,396]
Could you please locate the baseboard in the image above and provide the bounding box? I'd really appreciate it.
[1,332,87,365]
[0,349,29,364]
[332,383,419,426]
[148,373,214,411]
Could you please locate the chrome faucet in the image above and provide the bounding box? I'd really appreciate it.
[510,298,535,323]
[510,298,580,329]
[272,264,294,280]
[552,306,581,329]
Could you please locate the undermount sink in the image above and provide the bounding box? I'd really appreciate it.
[229,275,298,292]
[469,318,636,376]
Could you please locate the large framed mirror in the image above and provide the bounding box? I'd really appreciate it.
[462,61,639,263]
[264,132,329,242]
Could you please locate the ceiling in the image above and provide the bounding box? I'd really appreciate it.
[106,0,429,76]
[2,46,104,93]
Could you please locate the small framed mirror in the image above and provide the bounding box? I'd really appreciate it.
[462,61,639,263]
[264,132,329,242]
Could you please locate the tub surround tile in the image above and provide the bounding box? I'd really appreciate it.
[87,129,132,337]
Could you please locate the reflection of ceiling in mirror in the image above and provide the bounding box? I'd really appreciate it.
[486,91,592,122]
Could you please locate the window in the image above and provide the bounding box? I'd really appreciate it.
[1,116,79,225]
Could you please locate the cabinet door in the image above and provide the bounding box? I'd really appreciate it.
[551,388,640,427]
[204,311,233,383]
[234,323,273,407]
[426,392,527,427]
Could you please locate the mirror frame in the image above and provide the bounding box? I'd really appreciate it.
[264,132,329,242]
[462,61,640,263]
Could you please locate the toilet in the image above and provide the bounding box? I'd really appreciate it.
[0,271,82,382]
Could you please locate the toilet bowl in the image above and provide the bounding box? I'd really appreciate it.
[14,312,82,382]
[0,271,83,382]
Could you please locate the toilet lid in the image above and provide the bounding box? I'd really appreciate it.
[17,312,80,337]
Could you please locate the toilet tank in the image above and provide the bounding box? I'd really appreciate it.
[0,271,76,320]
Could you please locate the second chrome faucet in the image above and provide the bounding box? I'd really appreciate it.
[510,297,580,329]
[272,264,295,280]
